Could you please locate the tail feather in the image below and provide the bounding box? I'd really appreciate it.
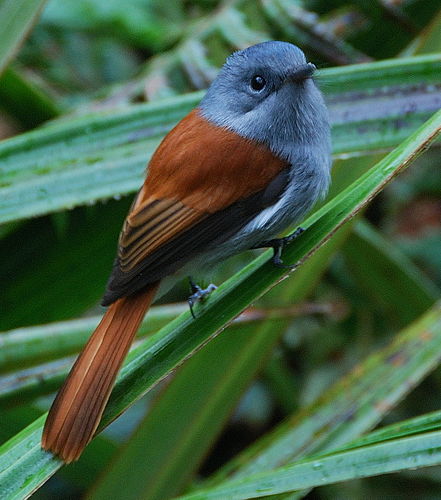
[42,282,159,463]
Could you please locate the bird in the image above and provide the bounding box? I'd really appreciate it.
[41,40,332,463]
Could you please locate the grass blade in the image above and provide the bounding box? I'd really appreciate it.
[177,303,441,499]
[0,0,46,75]
[178,430,441,499]
[206,301,441,487]
[0,109,438,499]
[88,225,352,500]
[342,219,440,325]
[0,55,439,224]
[0,303,186,374]
[0,67,61,128]
[0,303,316,404]
[90,322,282,500]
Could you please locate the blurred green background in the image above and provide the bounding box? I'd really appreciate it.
[0,1,440,499]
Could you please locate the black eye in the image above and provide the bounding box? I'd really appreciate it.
[250,75,266,91]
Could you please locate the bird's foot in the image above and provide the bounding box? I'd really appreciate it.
[188,278,217,319]
[252,226,305,268]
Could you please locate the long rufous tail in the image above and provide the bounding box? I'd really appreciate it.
[42,282,160,463]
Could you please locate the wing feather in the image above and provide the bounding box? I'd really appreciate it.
[119,201,204,272]
[102,109,290,306]
[120,199,177,247]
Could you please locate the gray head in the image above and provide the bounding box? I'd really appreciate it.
[199,41,331,168]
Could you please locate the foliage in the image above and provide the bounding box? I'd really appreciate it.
[0,1,440,499]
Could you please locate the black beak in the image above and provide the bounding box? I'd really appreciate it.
[288,63,316,82]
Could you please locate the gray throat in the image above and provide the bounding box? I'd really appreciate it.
[200,80,332,199]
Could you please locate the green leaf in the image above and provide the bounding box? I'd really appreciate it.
[0,304,305,404]
[0,303,186,374]
[0,67,61,128]
[177,430,441,499]
[0,201,130,330]
[0,0,47,76]
[0,105,438,500]
[0,54,439,224]
[90,322,282,500]
[88,223,352,500]
[342,219,440,325]
[0,405,117,491]
[260,0,369,65]
[41,0,183,51]
[206,300,441,491]
[176,303,441,499]
[334,407,441,454]
[402,8,441,55]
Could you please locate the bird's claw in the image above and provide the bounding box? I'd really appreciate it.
[188,278,217,319]
[253,226,305,268]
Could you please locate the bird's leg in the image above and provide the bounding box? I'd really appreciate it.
[188,277,218,319]
[252,226,305,268]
